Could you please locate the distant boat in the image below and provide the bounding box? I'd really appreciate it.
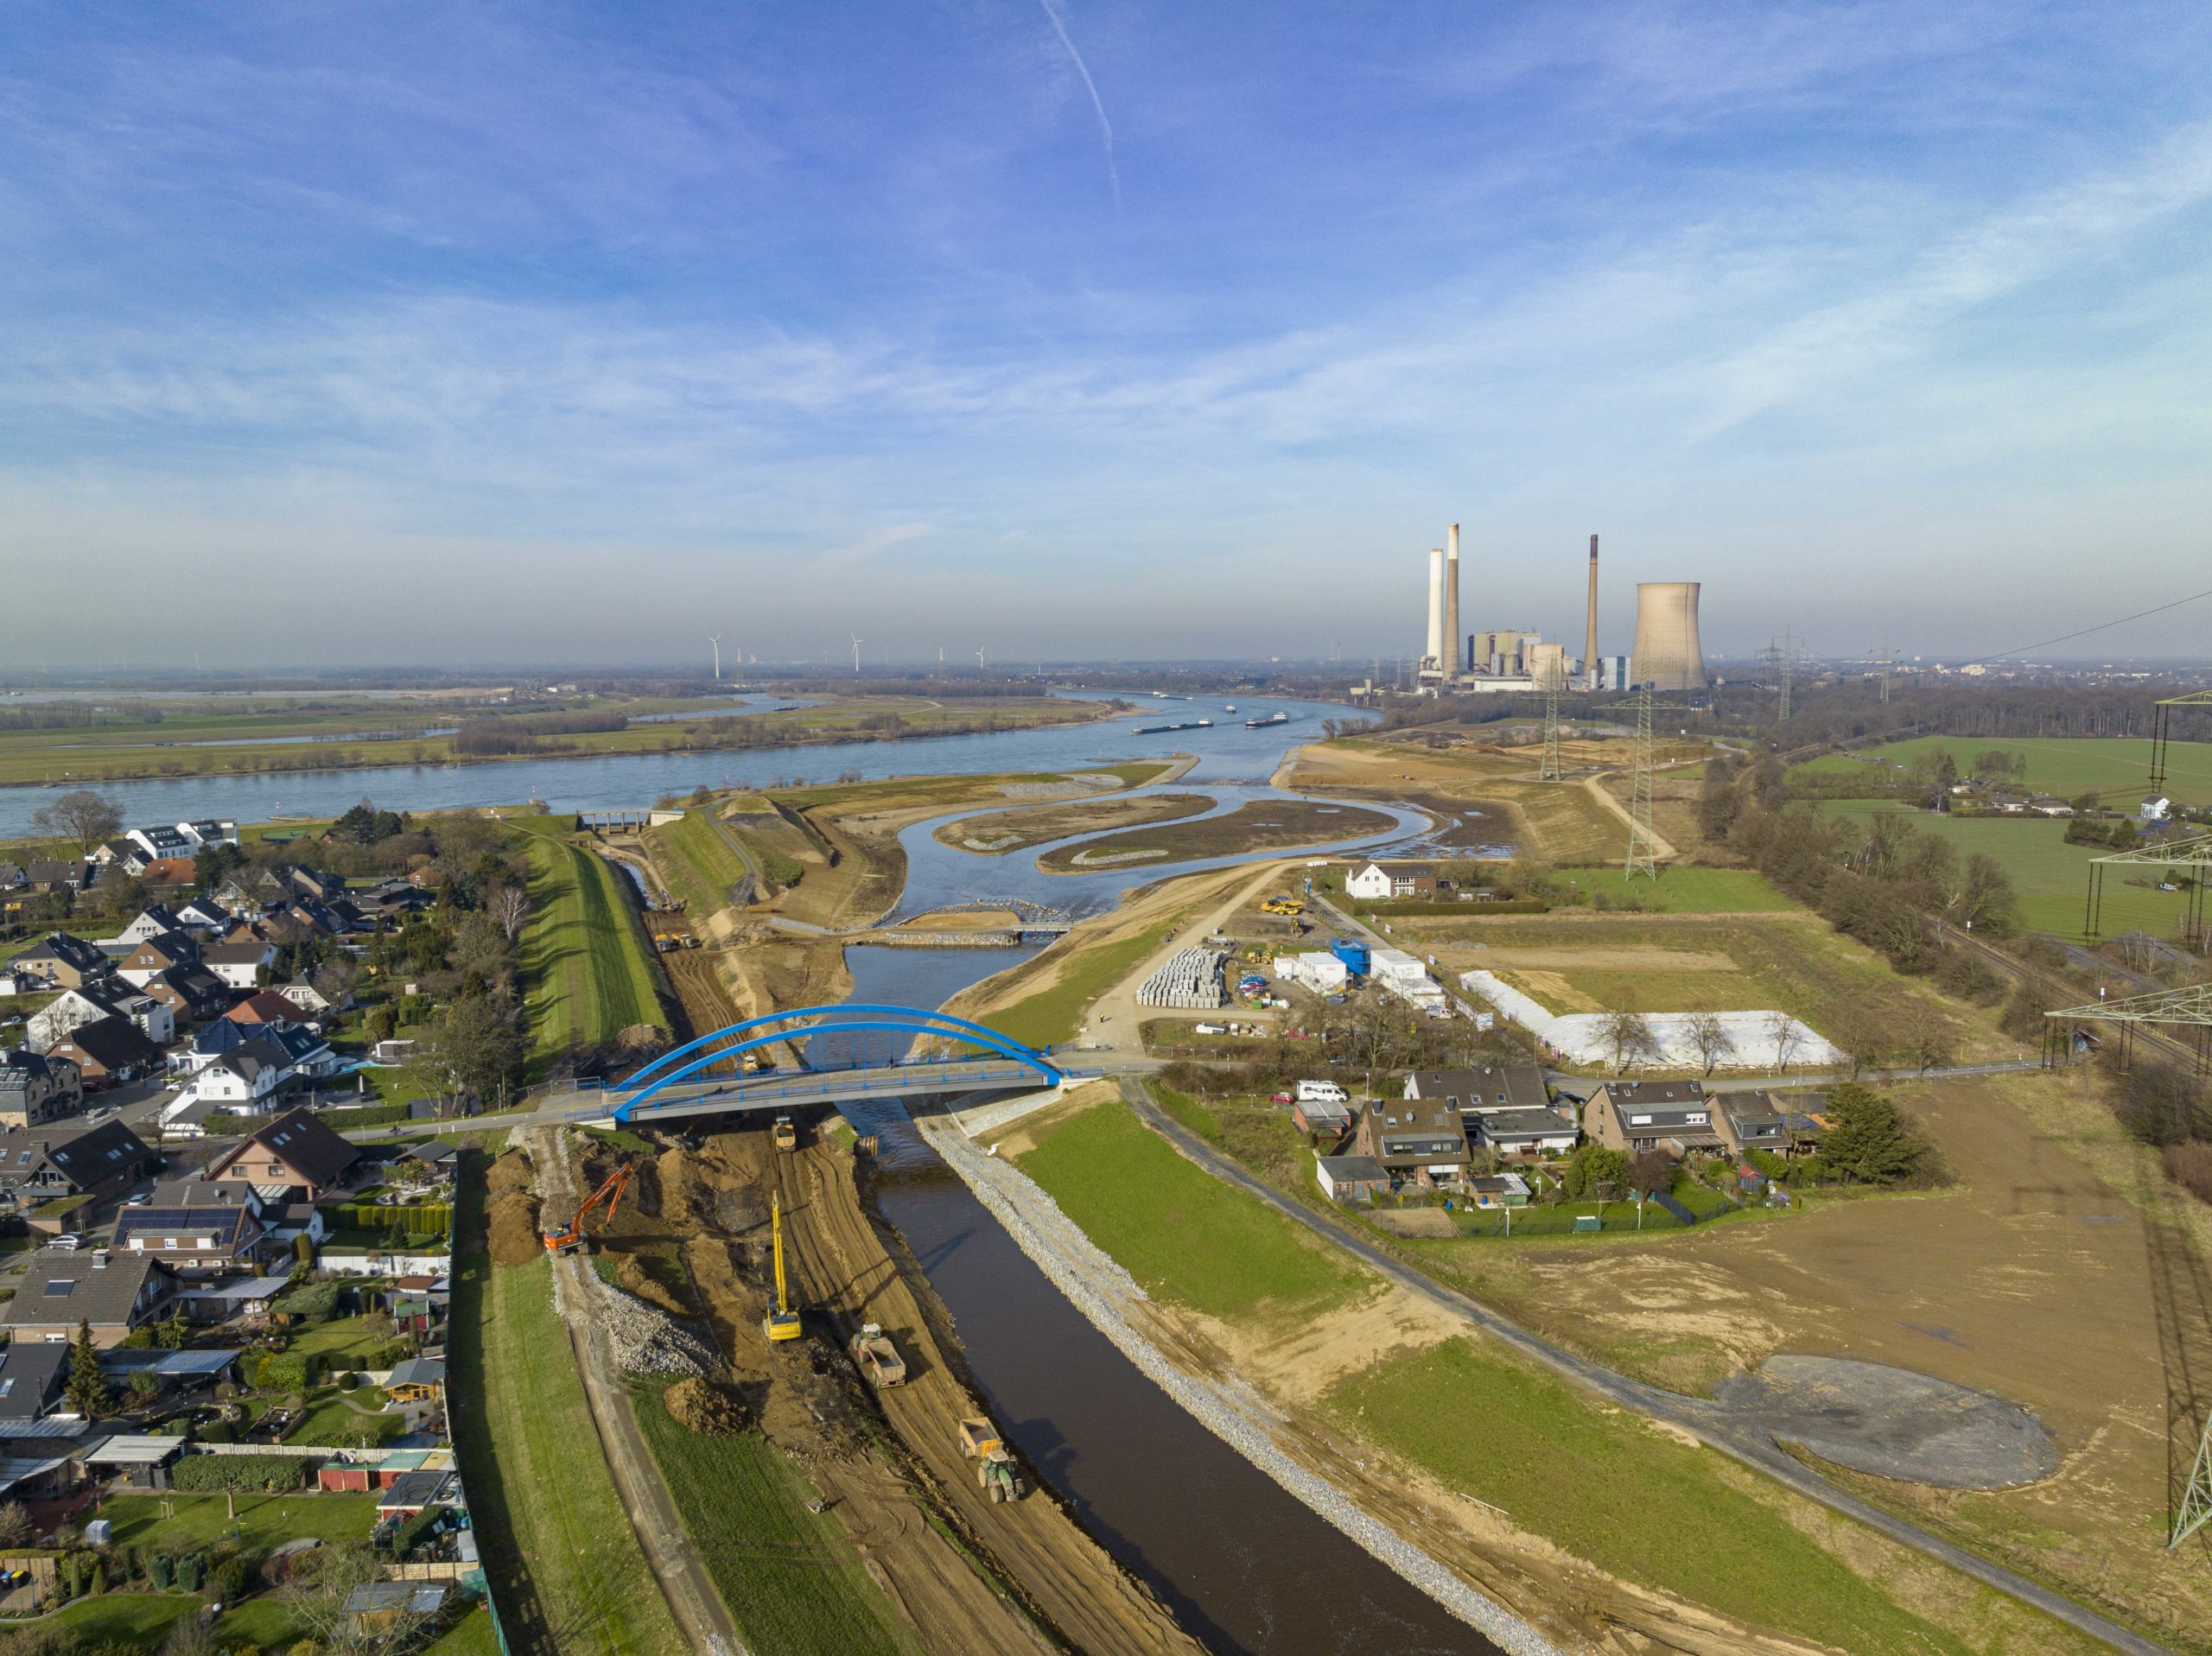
[1134,719,1214,735]
[1224,705,1236,714]
[1244,712,1290,728]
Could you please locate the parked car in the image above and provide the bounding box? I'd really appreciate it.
[126,1190,151,1205]
[46,1234,82,1250]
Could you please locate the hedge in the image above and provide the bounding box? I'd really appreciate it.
[1350,898,1550,917]
[321,1202,453,1234]
[317,1103,416,1129]
[252,1351,316,1392]
[172,1453,310,1492]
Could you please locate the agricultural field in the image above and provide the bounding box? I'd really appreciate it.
[1287,737,1631,864]
[506,816,667,1070]
[1819,800,2193,940]
[631,1379,919,1656]
[1794,733,2212,807]
[449,1164,683,1656]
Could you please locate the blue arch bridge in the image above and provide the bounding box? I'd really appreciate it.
[543,1004,1091,1127]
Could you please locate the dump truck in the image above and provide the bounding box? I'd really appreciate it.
[849,1323,907,1387]
[772,1115,798,1152]
[1261,895,1305,916]
[958,1418,1026,1502]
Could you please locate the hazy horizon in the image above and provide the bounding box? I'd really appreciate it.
[6,3,2211,666]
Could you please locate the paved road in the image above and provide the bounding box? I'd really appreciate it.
[1116,1079,2172,1656]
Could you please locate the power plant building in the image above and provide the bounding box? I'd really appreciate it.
[1629,582,1706,690]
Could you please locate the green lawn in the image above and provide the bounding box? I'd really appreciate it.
[1819,801,2192,941]
[987,904,1211,1050]
[289,1311,398,1367]
[508,817,667,1071]
[1551,866,1797,914]
[449,1158,683,1656]
[649,811,749,917]
[631,1380,918,1656]
[1330,1340,2028,1656]
[1794,734,2212,808]
[100,1491,378,1551]
[429,1602,503,1656]
[291,1389,404,1448]
[1016,1096,1363,1322]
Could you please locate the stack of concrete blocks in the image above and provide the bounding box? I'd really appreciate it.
[1137,948,1228,1011]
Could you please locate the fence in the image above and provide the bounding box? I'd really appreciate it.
[324,1202,454,1234]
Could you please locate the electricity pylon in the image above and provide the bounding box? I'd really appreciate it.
[1878,641,1892,703]
[1625,686,1659,878]
[1539,661,1565,781]
[2178,1410,2212,1549]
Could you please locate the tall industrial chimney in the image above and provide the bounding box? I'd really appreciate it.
[1444,523,1462,679]
[1425,547,1446,672]
[1584,534,1599,688]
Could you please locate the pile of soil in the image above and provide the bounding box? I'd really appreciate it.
[616,1252,689,1315]
[664,1376,747,1436]
[485,1152,543,1266]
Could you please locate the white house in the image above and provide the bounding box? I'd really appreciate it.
[1272,952,1349,994]
[172,898,231,933]
[201,942,276,991]
[186,1037,296,1107]
[175,821,238,849]
[276,980,345,1016]
[125,826,195,863]
[1344,863,1395,901]
[29,985,174,1054]
[116,906,190,947]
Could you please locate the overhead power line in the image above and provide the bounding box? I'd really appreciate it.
[1956,585,2212,669]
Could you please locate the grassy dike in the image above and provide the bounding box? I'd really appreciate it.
[448,1156,683,1656]
[506,815,668,1070]
[1010,1095,2075,1656]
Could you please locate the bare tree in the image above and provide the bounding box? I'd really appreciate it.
[1899,1002,1958,1075]
[1599,1007,1658,1073]
[1825,1000,1889,1079]
[1766,1011,1804,1071]
[285,1542,386,1654]
[1686,1012,1732,1075]
[29,789,121,853]
[487,883,531,943]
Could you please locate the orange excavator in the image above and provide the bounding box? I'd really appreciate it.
[542,1158,635,1254]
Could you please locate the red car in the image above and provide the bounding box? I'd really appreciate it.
[1268,1091,1293,1104]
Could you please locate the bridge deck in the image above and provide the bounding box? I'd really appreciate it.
[544,1058,1087,1125]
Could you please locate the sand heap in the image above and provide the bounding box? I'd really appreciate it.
[664,1376,747,1436]
[484,1151,543,1266]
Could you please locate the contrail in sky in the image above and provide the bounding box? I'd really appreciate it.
[1037,0,1120,208]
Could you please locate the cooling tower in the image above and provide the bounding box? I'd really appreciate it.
[1425,547,1446,670]
[1630,582,1705,690]
[1444,523,1462,677]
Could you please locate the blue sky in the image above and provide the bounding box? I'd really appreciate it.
[4,1,2211,667]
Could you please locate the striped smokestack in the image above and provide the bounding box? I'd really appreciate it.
[1585,534,1599,688]
[1444,523,1461,678]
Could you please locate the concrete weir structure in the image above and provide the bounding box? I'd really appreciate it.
[1630,581,1706,690]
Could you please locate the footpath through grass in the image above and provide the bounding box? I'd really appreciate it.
[449,1158,682,1656]
[1016,1095,1362,1321]
[631,1379,919,1656]
[1330,1340,2029,1656]
[508,816,665,1072]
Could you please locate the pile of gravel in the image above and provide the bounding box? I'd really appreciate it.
[1135,947,1226,1010]
[590,1273,719,1377]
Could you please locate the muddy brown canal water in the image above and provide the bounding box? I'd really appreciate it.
[834,948,1499,1656]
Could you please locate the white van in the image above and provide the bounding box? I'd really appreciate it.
[1294,1080,1348,1104]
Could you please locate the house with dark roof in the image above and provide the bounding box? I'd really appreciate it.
[1352,1097,1471,1188]
[117,931,201,990]
[30,981,174,1054]
[126,827,194,863]
[201,941,276,991]
[0,862,25,891]
[0,1051,82,1131]
[15,935,108,990]
[46,1016,160,1088]
[0,1119,156,1208]
[1472,1107,1580,1159]
[113,1199,266,1276]
[205,1107,360,1198]
[22,862,82,897]
[1,1252,169,1347]
[174,1018,246,1075]
[1716,1090,1829,1158]
[116,907,190,947]
[1404,1064,1550,1115]
[0,1342,69,1421]
[172,897,231,933]
[190,1035,302,1109]
[143,964,232,1028]
[1584,1081,1725,1158]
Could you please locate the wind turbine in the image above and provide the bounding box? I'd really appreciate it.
[850,635,864,675]
[975,646,987,672]
[708,633,723,682]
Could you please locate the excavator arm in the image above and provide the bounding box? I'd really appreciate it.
[542,1159,635,1253]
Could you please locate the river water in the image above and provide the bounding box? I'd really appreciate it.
[0,690,1354,839]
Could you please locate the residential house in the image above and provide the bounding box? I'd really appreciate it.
[140,857,198,887]
[1352,1097,1471,1188]
[117,930,201,990]
[14,934,109,990]
[0,862,25,891]
[0,1119,156,1209]
[172,897,231,934]
[385,1357,445,1405]
[0,1343,70,1422]
[22,861,82,897]
[287,867,346,903]
[141,964,232,1030]
[173,1018,247,1075]
[274,897,348,939]
[125,826,195,864]
[1717,1090,1828,1158]
[87,841,137,866]
[1472,1107,1580,1160]
[1,1252,169,1347]
[201,941,276,991]
[205,1107,360,1198]
[213,866,293,917]
[47,1016,161,1088]
[1314,1153,1389,1203]
[342,1581,451,1636]
[1289,1097,1351,1145]
[0,1051,83,1130]
[1343,863,1395,901]
[30,981,173,1053]
[1583,1081,1725,1158]
[116,906,191,947]
[276,979,345,1016]
[175,821,238,849]
[188,1029,331,1110]
[113,1196,266,1276]
[1405,1064,1550,1115]
[1465,1171,1532,1209]
[225,990,304,1031]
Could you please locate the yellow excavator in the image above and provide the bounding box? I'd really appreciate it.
[763,1191,802,1343]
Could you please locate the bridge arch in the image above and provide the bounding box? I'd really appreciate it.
[610,1003,1063,1125]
